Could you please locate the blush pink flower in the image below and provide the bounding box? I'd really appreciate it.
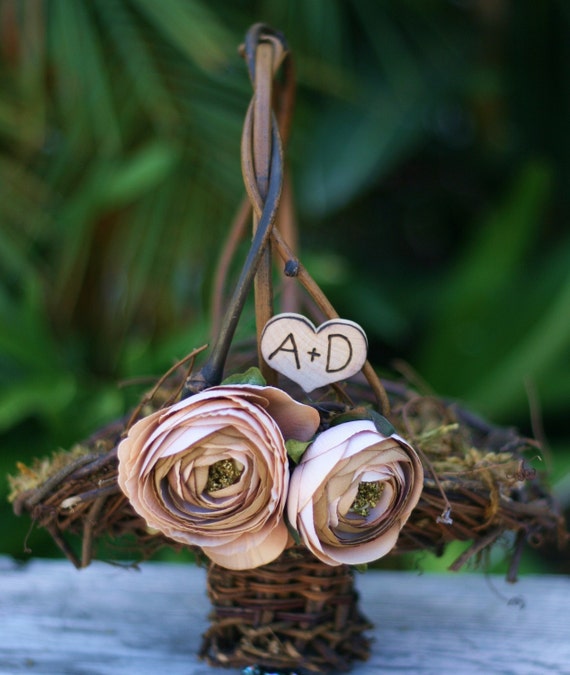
[118,385,319,570]
[287,419,423,566]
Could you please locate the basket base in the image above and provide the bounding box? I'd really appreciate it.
[200,547,371,673]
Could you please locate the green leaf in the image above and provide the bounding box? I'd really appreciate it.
[468,269,570,417]
[99,142,180,207]
[419,161,552,398]
[330,408,396,437]
[285,439,312,464]
[369,412,397,438]
[129,0,231,72]
[0,376,76,432]
[94,0,179,127]
[49,0,122,153]
[286,522,301,546]
[221,367,266,387]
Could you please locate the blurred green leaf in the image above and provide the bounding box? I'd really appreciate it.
[0,377,76,432]
[49,0,122,153]
[418,161,552,403]
[298,90,426,216]
[297,3,466,215]
[94,0,179,128]
[129,0,232,71]
[469,269,570,417]
[98,142,181,206]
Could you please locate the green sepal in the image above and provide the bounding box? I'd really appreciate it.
[286,438,312,464]
[286,520,302,546]
[221,366,266,387]
[354,563,368,573]
[329,406,396,437]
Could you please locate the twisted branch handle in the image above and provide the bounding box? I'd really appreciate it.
[185,24,390,413]
[184,25,286,394]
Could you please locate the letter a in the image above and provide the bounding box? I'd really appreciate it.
[267,333,301,370]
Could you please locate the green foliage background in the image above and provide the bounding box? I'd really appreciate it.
[1,0,569,571]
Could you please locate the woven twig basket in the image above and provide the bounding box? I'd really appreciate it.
[201,546,371,672]
[7,23,568,675]
[8,370,566,672]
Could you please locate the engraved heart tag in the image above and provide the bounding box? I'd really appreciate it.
[260,313,368,392]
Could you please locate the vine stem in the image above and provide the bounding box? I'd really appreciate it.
[270,227,391,416]
[183,118,283,395]
[184,23,390,416]
[184,25,289,395]
[210,197,251,340]
[209,35,297,337]
[252,41,277,384]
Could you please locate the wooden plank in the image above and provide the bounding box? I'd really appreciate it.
[1,556,569,674]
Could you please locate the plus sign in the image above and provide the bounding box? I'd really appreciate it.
[307,347,321,362]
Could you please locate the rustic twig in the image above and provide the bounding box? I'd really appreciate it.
[270,226,391,415]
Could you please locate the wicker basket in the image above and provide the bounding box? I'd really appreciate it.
[6,23,567,675]
[8,373,566,673]
[201,546,371,673]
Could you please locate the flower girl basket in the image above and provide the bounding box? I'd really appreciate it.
[9,24,566,675]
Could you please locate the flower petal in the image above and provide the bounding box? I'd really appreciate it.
[202,519,290,570]
[118,384,315,570]
[287,420,423,566]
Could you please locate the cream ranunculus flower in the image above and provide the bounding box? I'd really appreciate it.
[118,384,320,570]
[287,419,423,566]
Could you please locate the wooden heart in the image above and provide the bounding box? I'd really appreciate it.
[260,313,368,392]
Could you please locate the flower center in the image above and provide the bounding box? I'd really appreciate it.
[350,481,384,517]
[206,459,244,492]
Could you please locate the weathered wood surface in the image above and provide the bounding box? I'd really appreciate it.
[1,556,569,674]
